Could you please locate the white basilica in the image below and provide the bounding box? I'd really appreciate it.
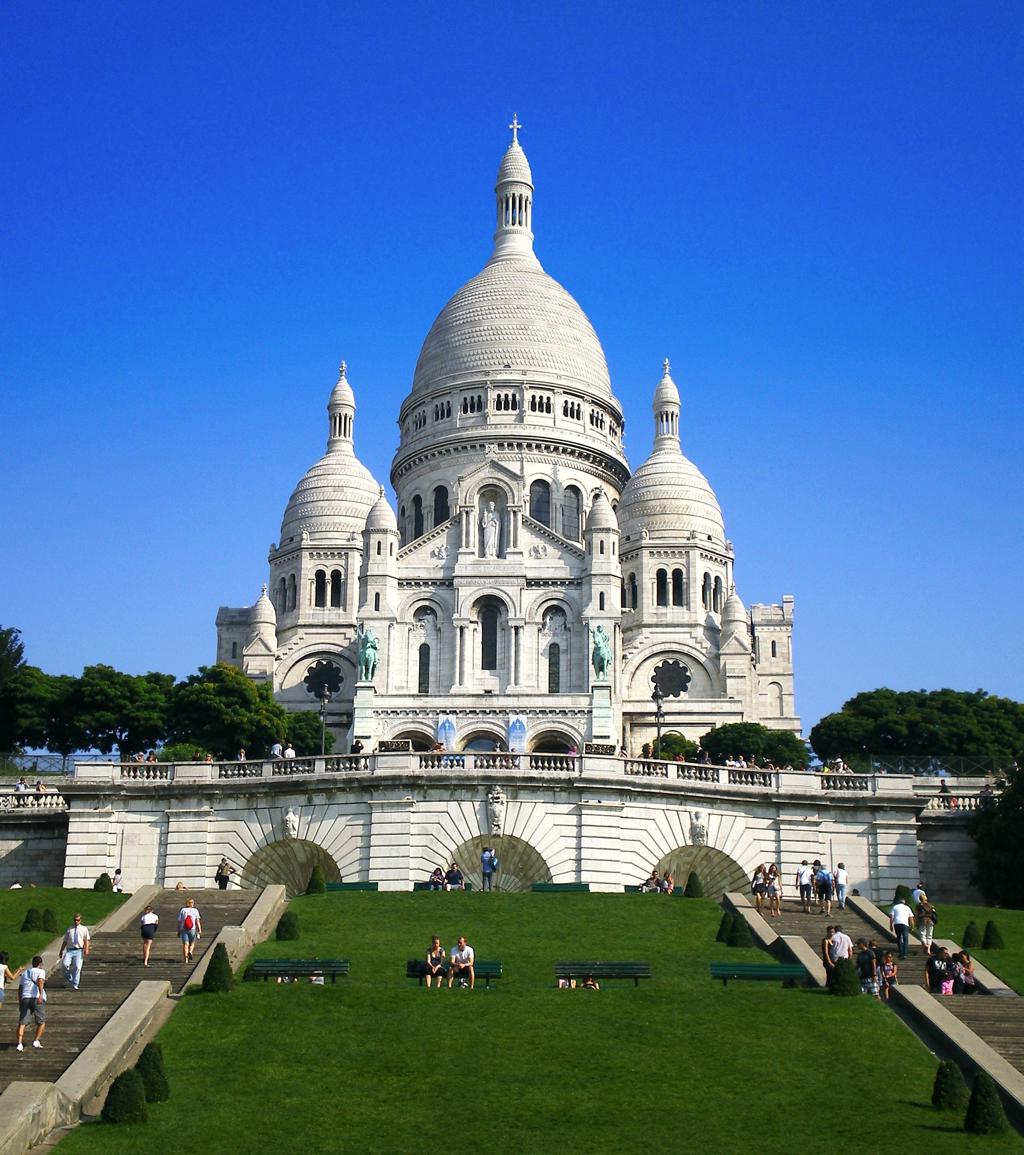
[216,123,799,755]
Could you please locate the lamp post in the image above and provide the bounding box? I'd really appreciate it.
[319,688,332,756]
[651,687,664,761]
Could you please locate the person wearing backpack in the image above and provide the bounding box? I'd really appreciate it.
[177,897,202,964]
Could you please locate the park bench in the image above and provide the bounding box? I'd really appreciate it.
[554,961,651,987]
[412,880,474,891]
[325,882,379,891]
[246,958,350,983]
[531,882,590,892]
[709,962,809,987]
[405,958,503,988]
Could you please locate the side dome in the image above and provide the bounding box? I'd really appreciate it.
[365,489,398,532]
[249,584,277,627]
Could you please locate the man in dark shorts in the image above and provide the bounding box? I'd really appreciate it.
[15,955,46,1051]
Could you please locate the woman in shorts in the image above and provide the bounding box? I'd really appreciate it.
[0,951,21,1010]
[424,935,447,989]
[765,864,783,918]
[750,864,768,913]
[140,905,159,967]
[879,952,898,1001]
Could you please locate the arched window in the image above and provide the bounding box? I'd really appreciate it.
[314,570,327,608]
[713,576,723,613]
[374,592,381,612]
[330,569,342,608]
[548,642,561,693]
[672,568,685,606]
[702,573,712,611]
[768,681,784,716]
[621,581,627,608]
[562,486,582,541]
[287,574,297,612]
[231,641,238,659]
[771,640,777,658]
[599,592,606,611]
[629,573,638,609]
[418,643,430,694]
[480,603,499,671]
[656,569,668,607]
[412,495,424,539]
[276,577,287,612]
[433,486,449,524]
[530,480,551,527]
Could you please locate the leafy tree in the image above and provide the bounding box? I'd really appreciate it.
[0,626,25,690]
[699,723,808,768]
[2,668,87,765]
[810,688,1024,766]
[286,709,335,756]
[72,665,174,760]
[972,766,1024,907]
[168,664,288,759]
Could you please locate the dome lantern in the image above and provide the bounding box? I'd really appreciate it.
[327,360,356,451]
[492,114,536,262]
[653,358,681,451]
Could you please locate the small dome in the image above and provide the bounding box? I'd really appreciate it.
[586,490,618,532]
[496,140,533,186]
[330,361,354,407]
[721,589,747,630]
[280,452,381,543]
[249,584,277,627]
[653,359,680,408]
[365,489,398,532]
[617,452,726,545]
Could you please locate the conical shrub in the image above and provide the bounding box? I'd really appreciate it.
[94,872,113,892]
[683,871,704,898]
[201,942,234,993]
[727,914,754,948]
[716,910,735,943]
[893,885,913,904]
[135,1042,170,1103]
[830,957,861,996]
[306,865,326,895]
[276,911,300,941]
[101,1068,148,1124]
[982,920,1005,950]
[20,907,42,932]
[962,921,981,948]
[41,908,58,933]
[964,1070,1009,1134]
[931,1060,969,1111]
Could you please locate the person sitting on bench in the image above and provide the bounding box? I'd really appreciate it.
[425,936,447,989]
[445,863,465,891]
[449,936,475,989]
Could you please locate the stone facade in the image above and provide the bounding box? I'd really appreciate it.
[215,125,798,754]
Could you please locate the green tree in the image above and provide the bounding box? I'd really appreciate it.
[0,628,27,749]
[699,723,808,768]
[72,665,174,760]
[286,709,335,756]
[168,664,288,759]
[5,669,87,766]
[972,767,1024,906]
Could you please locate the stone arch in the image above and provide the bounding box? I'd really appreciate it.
[529,727,580,754]
[653,845,748,900]
[279,645,357,693]
[452,834,552,892]
[238,838,341,898]
[390,727,435,751]
[460,728,507,752]
[626,647,719,699]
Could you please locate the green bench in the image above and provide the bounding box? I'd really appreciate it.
[554,961,651,987]
[325,882,379,891]
[405,958,503,988]
[246,958,350,983]
[532,882,590,892]
[412,880,474,891]
[710,962,809,987]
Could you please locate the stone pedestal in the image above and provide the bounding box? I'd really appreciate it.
[352,682,378,747]
[368,798,415,890]
[590,682,613,741]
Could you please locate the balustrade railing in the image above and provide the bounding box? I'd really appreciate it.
[0,789,68,811]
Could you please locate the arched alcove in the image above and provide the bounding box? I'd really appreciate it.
[239,838,341,898]
[392,729,435,751]
[529,729,577,753]
[653,845,748,900]
[452,834,552,892]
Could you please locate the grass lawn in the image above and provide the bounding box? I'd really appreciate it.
[0,887,127,965]
[56,893,1023,1154]
[937,903,1024,992]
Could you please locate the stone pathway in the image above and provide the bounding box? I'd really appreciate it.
[0,888,256,1093]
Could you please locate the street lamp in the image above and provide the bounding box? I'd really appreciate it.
[318,688,332,756]
[651,687,665,761]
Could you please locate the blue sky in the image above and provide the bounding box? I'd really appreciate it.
[2,3,1022,733]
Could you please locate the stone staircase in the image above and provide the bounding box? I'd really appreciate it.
[0,888,256,1093]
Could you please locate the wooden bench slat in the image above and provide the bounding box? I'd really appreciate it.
[247,958,350,984]
[531,883,591,892]
[554,961,652,987]
[405,958,502,987]
[709,962,809,987]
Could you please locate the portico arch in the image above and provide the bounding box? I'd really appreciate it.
[238,838,341,898]
[451,834,552,892]
[529,729,579,753]
[653,845,748,900]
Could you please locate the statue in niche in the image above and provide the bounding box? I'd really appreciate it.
[690,810,708,846]
[487,785,507,836]
[590,624,612,680]
[481,501,500,558]
[283,808,300,840]
[356,623,379,682]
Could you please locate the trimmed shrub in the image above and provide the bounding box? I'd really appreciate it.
[964,1070,1009,1134]
[101,1068,148,1124]
[716,910,735,943]
[20,907,42,932]
[683,871,704,898]
[962,921,981,948]
[41,908,58,933]
[306,865,326,895]
[94,872,114,892]
[135,1042,170,1103]
[931,1060,969,1112]
[727,914,754,948]
[201,943,234,993]
[893,885,913,904]
[982,920,1005,950]
[830,957,860,996]
[276,911,300,941]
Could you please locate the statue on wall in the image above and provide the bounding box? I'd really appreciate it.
[283,807,300,840]
[481,500,500,558]
[356,623,379,682]
[487,785,506,836]
[590,624,612,680]
[690,809,708,847]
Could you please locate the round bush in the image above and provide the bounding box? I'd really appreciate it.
[276,911,300,941]
[201,942,234,993]
[41,908,58,933]
[306,865,326,895]
[716,910,735,943]
[727,914,754,948]
[964,1070,1009,1134]
[683,871,704,898]
[931,1060,968,1111]
[135,1042,170,1103]
[101,1068,148,1124]
[893,885,913,904]
[982,920,1005,950]
[20,907,42,932]
[830,957,860,996]
[961,921,981,949]
[93,872,113,892]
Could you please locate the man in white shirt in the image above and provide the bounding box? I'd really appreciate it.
[270,740,283,759]
[58,915,91,990]
[448,936,475,990]
[889,899,915,960]
[795,860,815,913]
[283,744,296,759]
[910,882,926,906]
[15,955,47,1050]
[829,924,854,964]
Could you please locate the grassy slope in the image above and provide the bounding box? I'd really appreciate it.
[57,893,1023,1154]
[938,903,1024,992]
[0,888,127,965]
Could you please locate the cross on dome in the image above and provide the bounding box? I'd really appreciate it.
[338,360,347,378]
[663,358,671,376]
[509,113,522,143]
